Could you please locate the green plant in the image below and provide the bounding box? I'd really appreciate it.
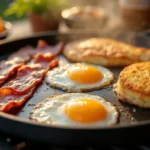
[4,0,69,17]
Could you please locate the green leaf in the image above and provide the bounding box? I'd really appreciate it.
[4,0,70,17]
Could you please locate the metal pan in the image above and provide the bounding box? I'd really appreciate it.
[0,32,150,145]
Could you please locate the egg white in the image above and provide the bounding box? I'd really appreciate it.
[30,93,119,127]
[45,63,114,92]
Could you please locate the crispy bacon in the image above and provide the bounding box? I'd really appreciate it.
[0,40,60,112]
[37,40,64,55]
[33,53,54,69]
[0,58,24,86]
[9,54,58,94]
[9,64,45,94]
[0,46,35,86]
[8,46,35,62]
[0,59,58,112]
[0,41,62,87]
[0,87,35,112]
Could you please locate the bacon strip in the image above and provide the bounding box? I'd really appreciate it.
[0,46,35,86]
[0,41,63,86]
[8,46,35,61]
[9,64,45,94]
[0,87,35,112]
[0,59,58,112]
[37,40,64,55]
[0,40,61,112]
[0,58,23,86]
[9,54,58,94]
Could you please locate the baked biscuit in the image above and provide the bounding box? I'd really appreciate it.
[63,38,150,67]
[114,62,150,108]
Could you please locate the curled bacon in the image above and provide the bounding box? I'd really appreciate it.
[0,58,23,86]
[9,54,58,94]
[0,46,35,86]
[8,46,35,62]
[0,59,58,112]
[0,41,63,87]
[37,40,64,55]
[0,87,35,112]
[0,40,61,112]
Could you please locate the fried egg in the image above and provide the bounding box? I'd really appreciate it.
[30,93,119,127]
[45,63,114,92]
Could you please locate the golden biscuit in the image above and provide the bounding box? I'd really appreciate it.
[63,38,150,67]
[114,62,150,108]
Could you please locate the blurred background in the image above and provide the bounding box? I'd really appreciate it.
[0,0,22,21]
[0,0,150,45]
[0,0,119,21]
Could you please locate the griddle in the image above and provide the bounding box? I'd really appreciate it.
[0,32,150,145]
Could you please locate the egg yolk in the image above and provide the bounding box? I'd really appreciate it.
[68,65,103,84]
[63,99,107,123]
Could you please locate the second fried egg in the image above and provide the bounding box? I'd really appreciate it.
[45,63,114,92]
[30,93,118,127]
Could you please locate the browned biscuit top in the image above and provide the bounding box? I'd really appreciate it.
[119,62,150,96]
[64,38,150,61]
